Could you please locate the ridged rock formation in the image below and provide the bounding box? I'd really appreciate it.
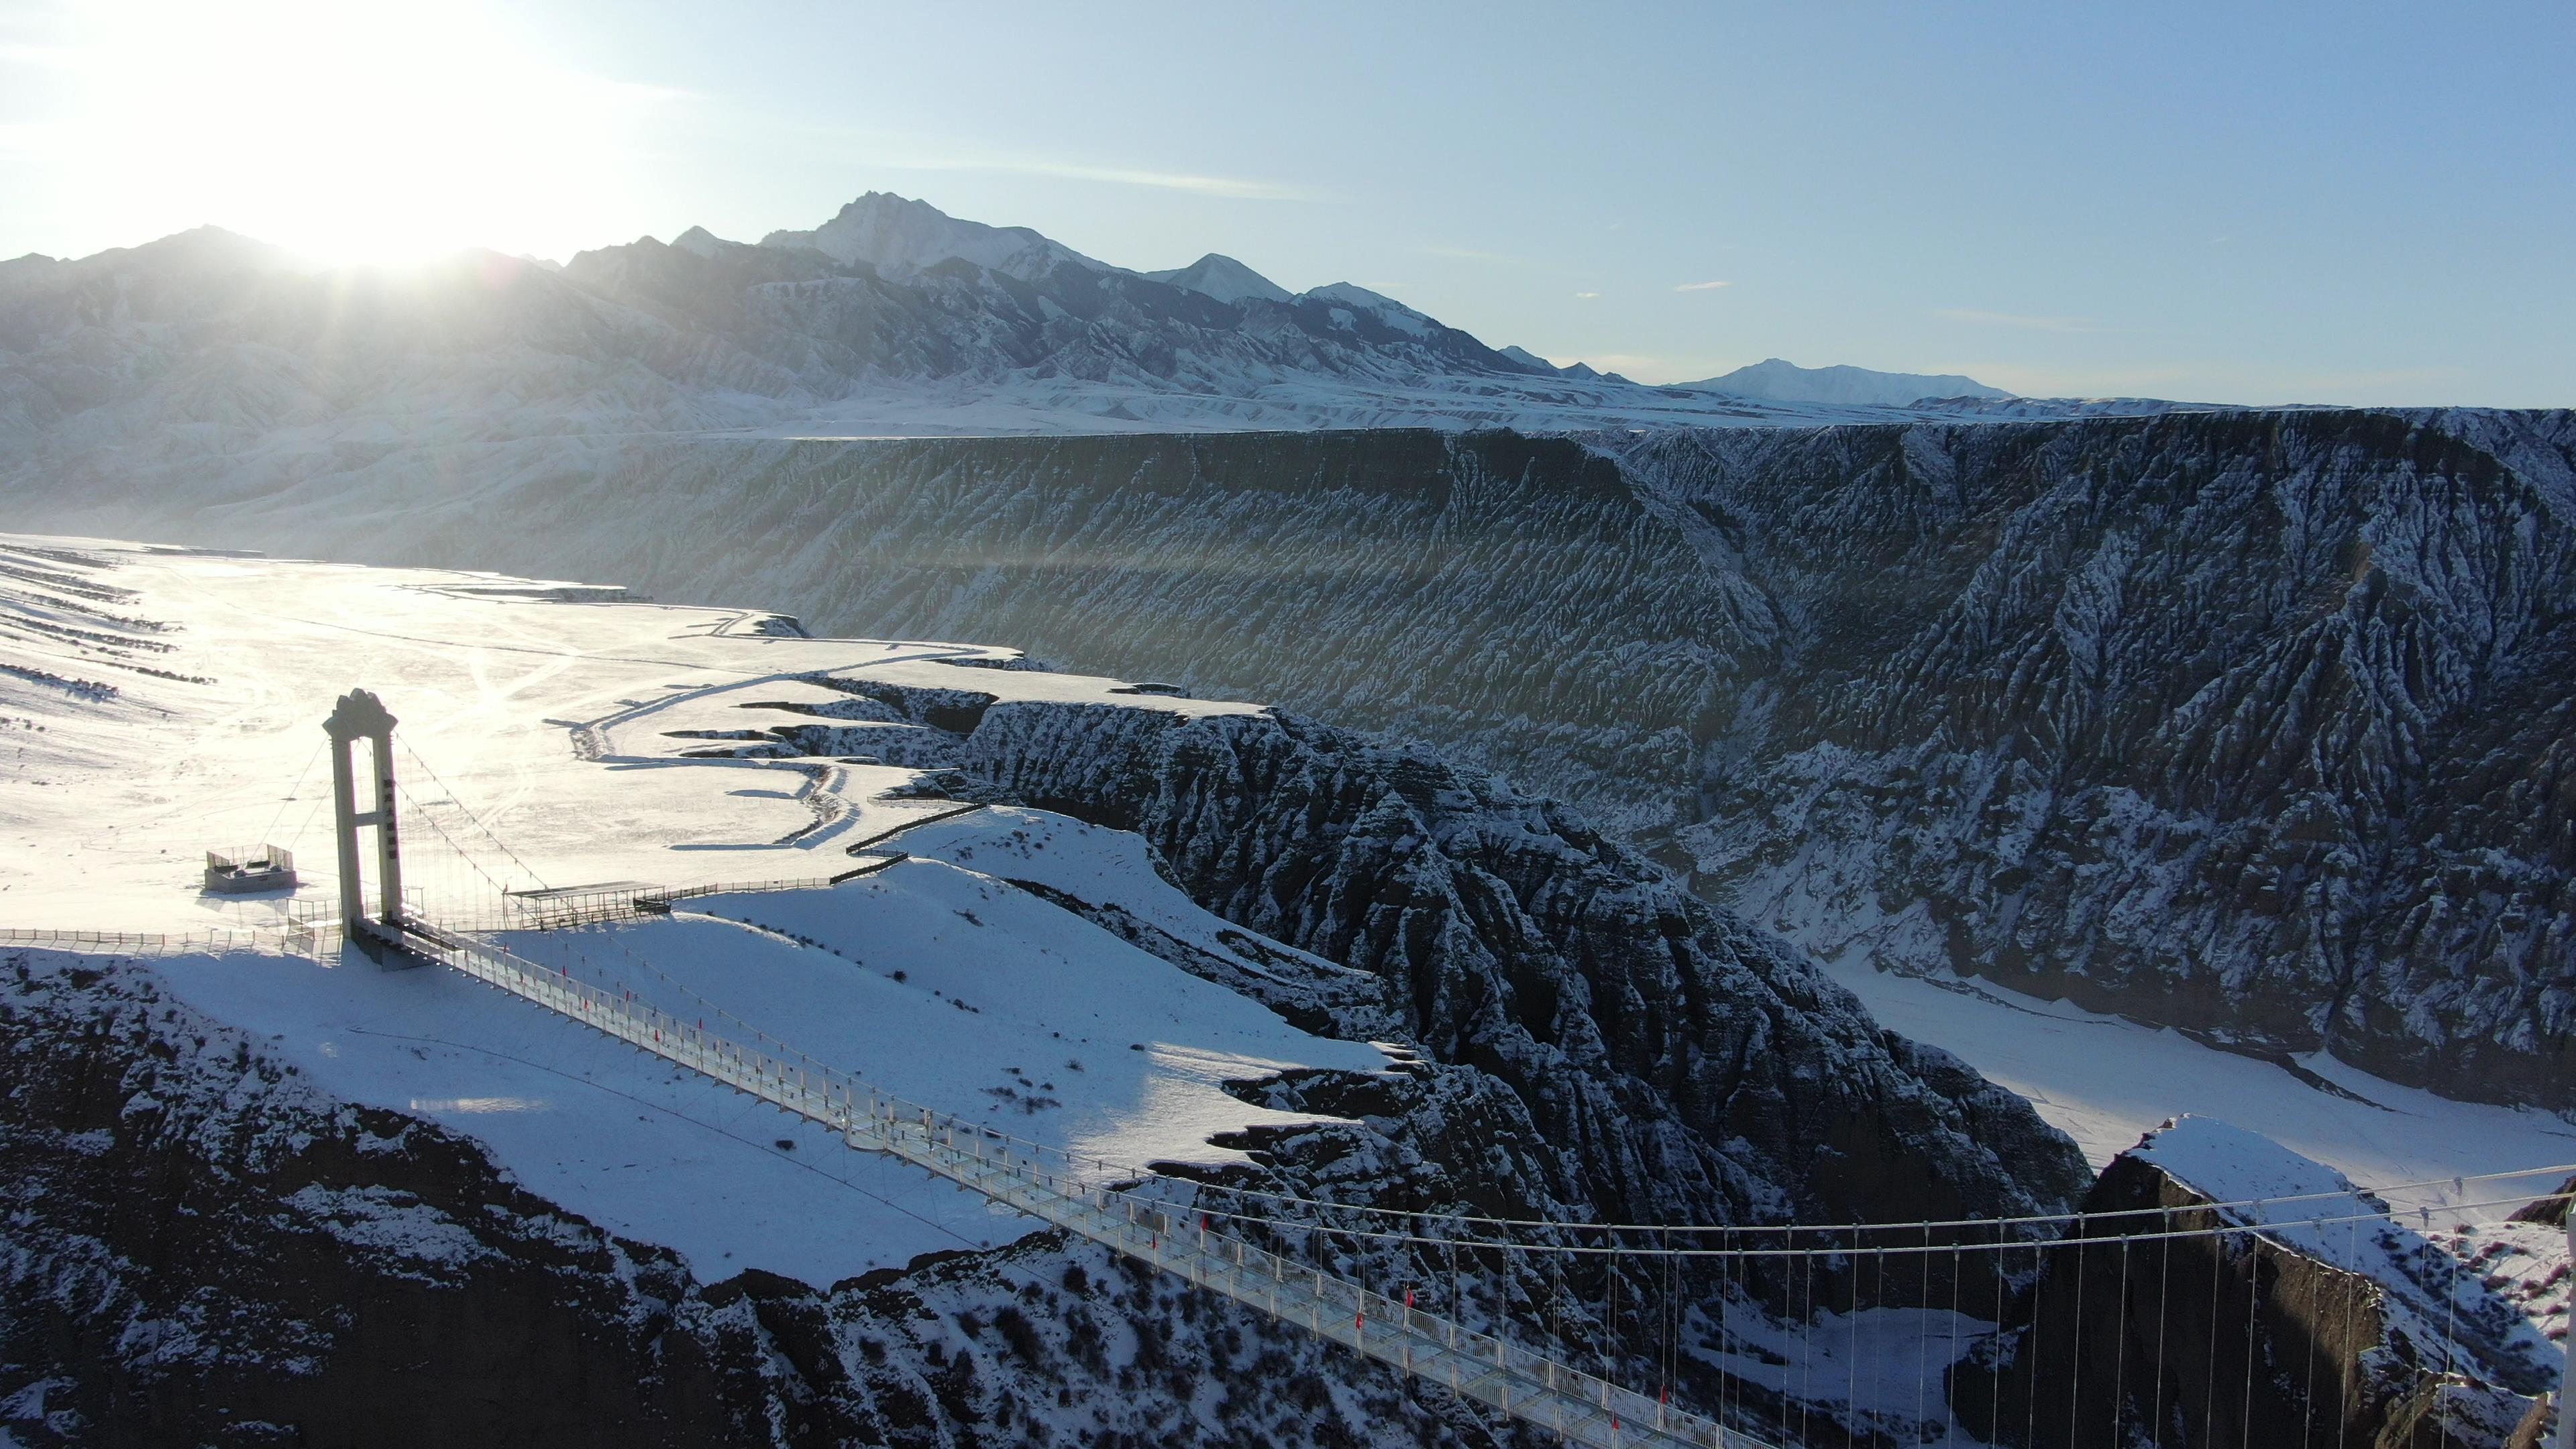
[8,412,2567,1110]
[932,696,2089,1230]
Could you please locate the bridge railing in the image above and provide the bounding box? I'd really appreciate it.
[397,915,1749,1449]
[0,923,337,957]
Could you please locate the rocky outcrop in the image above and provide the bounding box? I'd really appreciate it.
[1951,1118,2559,1449]
[1642,411,2576,1112]
[585,676,2097,1423]
[935,696,2092,1232]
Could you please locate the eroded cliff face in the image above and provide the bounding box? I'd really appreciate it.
[934,698,2088,1232]
[1635,411,2576,1108]
[1950,1140,2560,1449]
[9,413,2566,1105]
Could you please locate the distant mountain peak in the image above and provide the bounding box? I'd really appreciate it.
[1684,358,2012,407]
[669,225,731,258]
[759,191,1105,282]
[1144,253,1292,306]
[1303,282,1437,338]
[1303,281,1413,315]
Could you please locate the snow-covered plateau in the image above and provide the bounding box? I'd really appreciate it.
[23,411,2567,1116]
[3,533,2568,1446]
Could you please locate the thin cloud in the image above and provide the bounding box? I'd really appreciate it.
[1936,307,2099,333]
[1674,280,1731,292]
[1574,290,1601,299]
[875,150,1311,201]
[718,112,1318,201]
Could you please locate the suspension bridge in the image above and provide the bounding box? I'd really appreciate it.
[67,689,2569,1449]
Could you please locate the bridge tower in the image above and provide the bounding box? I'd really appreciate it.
[323,688,405,939]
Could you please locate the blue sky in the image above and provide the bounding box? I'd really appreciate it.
[3,0,2567,403]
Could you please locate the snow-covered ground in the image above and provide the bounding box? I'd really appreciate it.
[1827,959,2576,1201]
[6,531,2565,1303]
[0,535,1260,932]
[721,370,2027,439]
[1,535,1391,1285]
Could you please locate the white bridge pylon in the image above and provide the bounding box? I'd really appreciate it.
[323,688,405,939]
[396,914,1758,1449]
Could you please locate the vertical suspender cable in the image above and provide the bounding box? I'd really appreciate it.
[2111,1234,2132,1446]
[2339,1212,2361,1449]
[2068,1221,2088,1449]
[2245,1226,2261,1448]
[2025,1238,2041,1449]
[2439,1232,2461,1449]
[1850,1226,1864,1436]
[2152,1209,2172,1448]
[2205,1222,2226,1446]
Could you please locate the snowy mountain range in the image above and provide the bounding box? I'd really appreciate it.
[0,191,2182,492]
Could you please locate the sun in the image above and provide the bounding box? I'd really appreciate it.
[48,0,674,266]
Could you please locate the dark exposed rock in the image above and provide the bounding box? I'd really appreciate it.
[36,413,2563,1106]
[1950,1124,2552,1449]
[1642,411,2576,1113]
[936,696,2090,1230]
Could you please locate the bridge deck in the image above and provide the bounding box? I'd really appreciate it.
[397,916,1775,1449]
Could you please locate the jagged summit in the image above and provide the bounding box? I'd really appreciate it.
[1144,252,1293,305]
[1684,356,2012,405]
[669,225,730,258]
[759,191,1103,282]
[1301,281,1440,338]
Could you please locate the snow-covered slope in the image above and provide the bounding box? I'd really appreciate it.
[11,410,2568,1116]
[8,533,2565,1446]
[0,533,2081,1242]
[1964,1115,2569,1449]
[759,191,1107,282]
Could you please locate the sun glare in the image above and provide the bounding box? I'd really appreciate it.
[50,0,672,266]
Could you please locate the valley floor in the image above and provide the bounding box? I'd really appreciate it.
[1827,956,2575,1194]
